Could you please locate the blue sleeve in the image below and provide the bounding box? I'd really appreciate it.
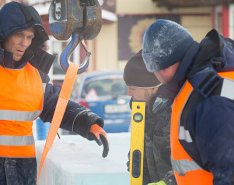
[194,96,234,185]
[40,83,104,138]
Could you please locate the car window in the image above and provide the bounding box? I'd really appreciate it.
[82,78,127,99]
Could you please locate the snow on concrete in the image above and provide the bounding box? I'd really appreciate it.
[36,133,130,185]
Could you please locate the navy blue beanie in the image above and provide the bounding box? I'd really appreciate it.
[142,19,194,72]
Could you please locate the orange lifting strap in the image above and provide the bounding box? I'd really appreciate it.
[37,63,79,184]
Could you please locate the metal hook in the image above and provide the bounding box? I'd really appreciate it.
[60,33,90,74]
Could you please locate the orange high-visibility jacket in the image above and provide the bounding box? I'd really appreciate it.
[0,63,43,158]
[171,71,234,185]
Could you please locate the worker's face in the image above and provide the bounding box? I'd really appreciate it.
[154,62,180,84]
[3,28,35,61]
[127,86,159,104]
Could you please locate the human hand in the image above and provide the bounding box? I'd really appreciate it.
[88,124,109,158]
[148,180,167,185]
[148,171,176,185]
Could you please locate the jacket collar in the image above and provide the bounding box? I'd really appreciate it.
[0,48,30,69]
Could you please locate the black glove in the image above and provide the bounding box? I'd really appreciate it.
[88,124,109,158]
[148,171,177,185]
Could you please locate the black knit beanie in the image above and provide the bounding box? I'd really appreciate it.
[124,50,160,87]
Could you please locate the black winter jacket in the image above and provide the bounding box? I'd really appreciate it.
[144,95,176,185]
[129,96,176,185]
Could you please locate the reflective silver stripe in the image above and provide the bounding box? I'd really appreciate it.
[171,159,202,176]
[221,78,234,100]
[179,126,192,143]
[0,110,40,121]
[0,135,35,146]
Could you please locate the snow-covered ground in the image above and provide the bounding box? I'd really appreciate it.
[36,133,130,185]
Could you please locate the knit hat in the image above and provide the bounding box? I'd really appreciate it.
[124,50,160,87]
[142,19,195,72]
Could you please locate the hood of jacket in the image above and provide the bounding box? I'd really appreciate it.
[0,1,48,50]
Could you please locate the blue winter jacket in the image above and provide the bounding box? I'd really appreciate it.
[170,30,234,185]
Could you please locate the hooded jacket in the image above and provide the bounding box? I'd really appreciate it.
[0,2,54,74]
[0,2,103,185]
[168,30,234,185]
[0,2,48,47]
[0,0,103,144]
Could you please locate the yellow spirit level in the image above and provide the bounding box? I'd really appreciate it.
[130,101,146,185]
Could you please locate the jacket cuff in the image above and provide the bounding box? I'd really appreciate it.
[72,110,104,138]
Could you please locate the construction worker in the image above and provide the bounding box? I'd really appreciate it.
[0,2,108,185]
[142,19,234,185]
[123,50,177,185]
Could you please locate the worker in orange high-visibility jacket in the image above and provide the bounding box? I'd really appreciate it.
[0,2,109,185]
[142,19,234,185]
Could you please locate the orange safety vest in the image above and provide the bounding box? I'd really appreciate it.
[0,63,44,158]
[171,71,234,185]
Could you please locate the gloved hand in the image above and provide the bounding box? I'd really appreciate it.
[148,180,167,185]
[148,171,177,185]
[88,124,109,158]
